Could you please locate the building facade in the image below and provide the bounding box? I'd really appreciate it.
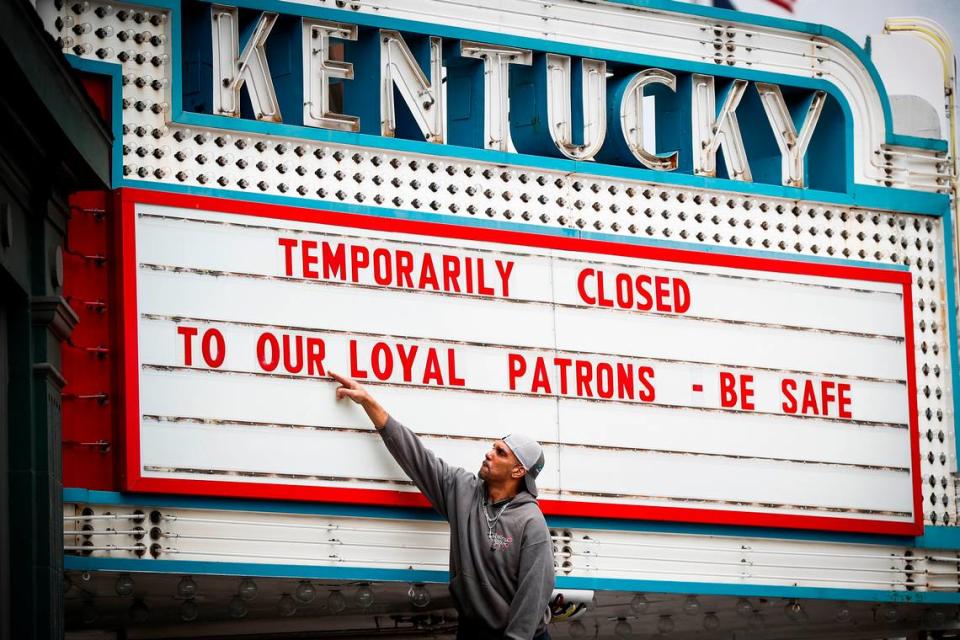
[14,0,960,637]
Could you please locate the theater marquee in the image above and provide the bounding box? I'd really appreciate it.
[119,189,921,534]
[44,0,952,540]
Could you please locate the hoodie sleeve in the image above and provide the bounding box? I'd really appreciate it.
[378,415,474,520]
[504,521,556,640]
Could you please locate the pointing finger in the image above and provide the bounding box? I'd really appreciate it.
[328,370,353,387]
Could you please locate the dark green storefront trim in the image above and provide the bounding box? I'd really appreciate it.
[0,1,111,638]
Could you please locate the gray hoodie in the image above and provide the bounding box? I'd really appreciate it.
[379,416,556,639]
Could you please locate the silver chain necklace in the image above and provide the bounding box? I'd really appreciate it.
[481,489,511,551]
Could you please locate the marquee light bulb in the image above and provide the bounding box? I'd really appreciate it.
[80,601,98,624]
[657,615,675,634]
[237,578,258,601]
[784,600,804,622]
[925,608,947,627]
[278,594,297,617]
[835,604,852,623]
[703,612,720,630]
[327,589,347,613]
[180,599,199,622]
[228,595,248,619]
[629,593,649,613]
[356,584,375,608]
[683,595,701,615]
[295,580,316,603]
[176,576,197,599]
[881,604,898,624]
[614,619,632,638]
[408,583,430,608]
[115,574,135,597]
[735,598,753,617]
[569,620,587,638]
[129,599,149,623]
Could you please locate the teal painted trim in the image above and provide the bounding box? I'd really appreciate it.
[64,490,960,550]
[850,187,947,216]
[169,0,183,118]
[65,56,124,188]
[106,0,951,214]
[557,576,960,604]
[62,557,960,603]
[889,134,950,152]
[916,525,960,550]
[101,179,912,272]
[64,556,448,583]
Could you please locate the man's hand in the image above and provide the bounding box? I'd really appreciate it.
[330,370,370,403]
[330,371,389,429]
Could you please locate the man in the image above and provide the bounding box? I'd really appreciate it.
[330,371,556,640]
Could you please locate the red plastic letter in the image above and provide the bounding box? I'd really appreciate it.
[177,326,198,366]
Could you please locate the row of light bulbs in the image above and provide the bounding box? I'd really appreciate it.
[74,574,431,624]
[564,593,865,637]
[53,1,167,27]
[70,575,953,629]
[566,600,898,638]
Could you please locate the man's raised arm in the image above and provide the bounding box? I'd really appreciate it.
[329,371,473,520]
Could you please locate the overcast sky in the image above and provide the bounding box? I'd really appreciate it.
[733,0,960,51]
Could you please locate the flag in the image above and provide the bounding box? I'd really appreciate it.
[765,0,795,10]
[714,0,796,11]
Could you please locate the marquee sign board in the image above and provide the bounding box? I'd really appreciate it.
[43,0,954,539]
[120,189,921,535]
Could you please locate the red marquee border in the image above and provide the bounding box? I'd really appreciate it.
[116,188,922,536]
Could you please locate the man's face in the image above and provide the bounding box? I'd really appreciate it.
[479,439,524,483]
